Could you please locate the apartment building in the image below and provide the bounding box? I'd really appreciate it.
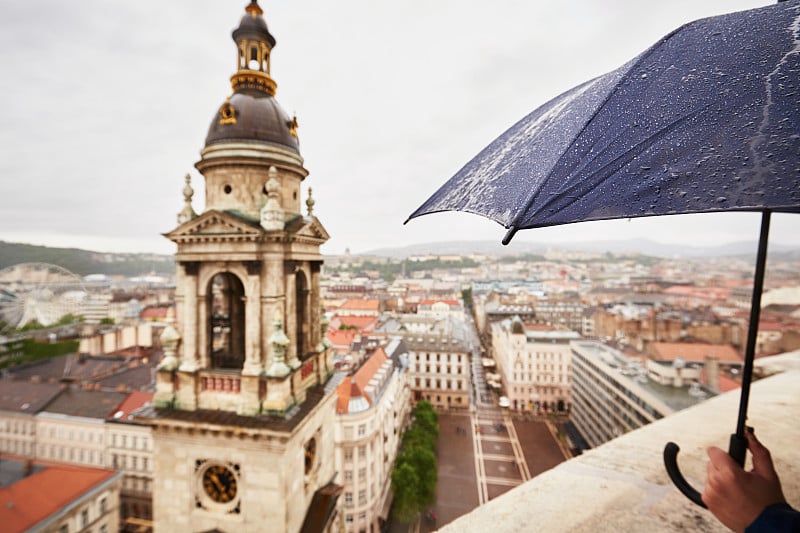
[36,388,128,467]
[0,458,122,533]
[491,318,578,413]
[0,380,155,532]
[570,340,716,448]
[335,340,411,533]
[107,391,155,528]
[0,381,62,459]
[402,334,470,409]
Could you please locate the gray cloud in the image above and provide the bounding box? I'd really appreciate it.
[0,0,790,255]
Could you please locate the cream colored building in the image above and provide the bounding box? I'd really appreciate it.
[403,334,470,409]
[334,340,411,533]
[35,389,129,468]
[141,3,341,532]
[491,317,577,413]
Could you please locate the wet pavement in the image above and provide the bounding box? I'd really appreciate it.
[388,411,569,533]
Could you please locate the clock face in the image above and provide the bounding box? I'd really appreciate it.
[202,464,238,503]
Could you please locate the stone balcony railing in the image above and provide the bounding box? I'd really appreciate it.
[440,351,800,533]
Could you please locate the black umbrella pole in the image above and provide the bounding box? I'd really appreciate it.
[730,210,771,465]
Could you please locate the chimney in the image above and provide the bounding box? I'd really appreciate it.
[705,355,720,392]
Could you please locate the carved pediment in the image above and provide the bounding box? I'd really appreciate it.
[165,210,262,243]
[285,216,330,243]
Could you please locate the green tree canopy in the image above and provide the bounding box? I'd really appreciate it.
[391,462,421,523]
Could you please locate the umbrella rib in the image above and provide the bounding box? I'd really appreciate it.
[533,109,703,221]
[504,25,687,240]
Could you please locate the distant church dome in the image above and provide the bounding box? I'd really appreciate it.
[204,0,300,153]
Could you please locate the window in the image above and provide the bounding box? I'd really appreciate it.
[81,509,89,528]
[100,497,107,514]
[345,492,353,506]
[344,449,353,462]
[344,470,353,481]
[358,445,366,458]
[358,468,366,481]
[358,489,366,505]
[357,424,366,437]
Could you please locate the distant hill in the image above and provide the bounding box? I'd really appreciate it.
[0,241,175,277]
[362,239,800,260]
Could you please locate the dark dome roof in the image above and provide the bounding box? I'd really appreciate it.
[205,92,299,152]
[233,11,276,47]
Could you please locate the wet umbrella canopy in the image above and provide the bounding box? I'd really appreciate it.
[407,0,800,510]
[407,2,800,244]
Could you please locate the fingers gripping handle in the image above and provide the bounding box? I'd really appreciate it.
[663,442,707,508]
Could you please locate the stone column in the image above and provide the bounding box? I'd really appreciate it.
[284,262,299,368]
[242,261,263,376]
[310,261,322,351]
[179,262,200,372]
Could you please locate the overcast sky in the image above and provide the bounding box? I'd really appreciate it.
[1,0,795,256]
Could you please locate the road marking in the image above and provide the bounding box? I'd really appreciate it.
[470,410,488,505]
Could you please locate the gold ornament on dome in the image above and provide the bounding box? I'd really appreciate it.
[218,98,237,125]
[287,114,299,138]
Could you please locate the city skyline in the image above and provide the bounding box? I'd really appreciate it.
[3,0,797,256]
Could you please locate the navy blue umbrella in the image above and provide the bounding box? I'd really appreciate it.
[407,0,800,508]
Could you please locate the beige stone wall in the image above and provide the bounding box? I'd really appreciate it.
[151,393,336,533]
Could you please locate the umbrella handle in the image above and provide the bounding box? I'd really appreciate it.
[663,442,707,508]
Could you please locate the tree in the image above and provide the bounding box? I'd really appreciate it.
[402,446,437,505]
[391,400,440,523]
[391,463,421,523]
[412,401,439,442]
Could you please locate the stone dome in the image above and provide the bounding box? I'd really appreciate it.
[204,92,300,152]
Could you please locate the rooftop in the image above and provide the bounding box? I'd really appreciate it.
[0,459,119,533]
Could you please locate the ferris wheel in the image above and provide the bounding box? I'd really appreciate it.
[0,263,89,334]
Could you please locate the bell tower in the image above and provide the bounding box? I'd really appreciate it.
[143,2,341,532]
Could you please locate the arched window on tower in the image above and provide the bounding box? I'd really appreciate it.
[208,273,246,369]
[249,46,259,70]
[295,270,310,359]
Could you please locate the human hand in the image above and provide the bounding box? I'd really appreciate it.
[702,431,786,532]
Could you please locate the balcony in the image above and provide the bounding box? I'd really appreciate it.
[440,351,800,532]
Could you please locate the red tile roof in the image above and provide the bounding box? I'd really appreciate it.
[650,342,742,363]
[335,348,389,414]
[338,299,380,311]
[326,329,357,347]
[0,462,118,532]
[329,315,379,331]
[140,306,171,320]
[419,299,460,307]
[108,391,154,421]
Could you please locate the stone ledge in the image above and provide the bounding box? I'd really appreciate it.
[441,354,800,532]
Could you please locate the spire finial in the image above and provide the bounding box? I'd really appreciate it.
[306,187,315,217]
[245,0,263,17]
[177,174,197,224]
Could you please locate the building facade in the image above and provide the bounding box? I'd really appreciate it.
[570,340,715,448]
[334,341,410,533]
[491,318,577,413]
[0,459,122,533]
[403,334,470,409]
